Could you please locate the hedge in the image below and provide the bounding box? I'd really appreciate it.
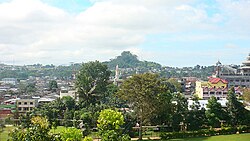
[160,126,250,140]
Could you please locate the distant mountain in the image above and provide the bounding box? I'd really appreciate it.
[103,51,162,69]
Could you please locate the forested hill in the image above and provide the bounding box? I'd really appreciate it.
[103,51,162,69]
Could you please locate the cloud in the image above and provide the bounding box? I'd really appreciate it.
[0,0,249,66]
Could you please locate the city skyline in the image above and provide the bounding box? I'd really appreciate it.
[0,0,249,67]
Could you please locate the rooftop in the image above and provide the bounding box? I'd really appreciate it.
[209,77,228,84]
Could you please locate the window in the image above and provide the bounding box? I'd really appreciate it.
[247,80,250,82]
[223,92,227,95]
[24,102,27,105]
[204,92,208,94]
[210,92,215,95]
[217,92,222,95]
[30,102,33,105]
[30,107,33,111]
[18,102,21,105]
[18,107,22,111]
[23,107,28,111]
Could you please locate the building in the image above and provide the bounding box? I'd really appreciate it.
[187,99,227,110]
[179,77,198,98]
[0,109,13,119]
[216,53,250,88]
[1,78,17,85]
[196,77,227,99]
[60,89,77,99]
[16,99,38,114]
[196,77,242,99]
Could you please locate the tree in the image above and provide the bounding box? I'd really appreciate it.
[48,80,58,92]
[117,73,165,140]
[171,93,188,131]
[61,96,76,110]
[243,88,250,103]
[152,90,173,126]
[105,51,140,68]
[186,95,206,131]
[9,116,57,141]
[167,78,182,92]
[97,109,130,141]
[205,96,226,128]
[76,61,111,106]
[25,83,37,94]
[227,87,250,126]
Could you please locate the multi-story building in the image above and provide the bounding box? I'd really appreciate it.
[196,77,234,99]
[216,53,250,88]
[16,99,38,114]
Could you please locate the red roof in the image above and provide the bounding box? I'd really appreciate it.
[0,109,12,115]
[209,78,228,84]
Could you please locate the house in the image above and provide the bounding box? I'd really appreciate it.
[16,99,38,114]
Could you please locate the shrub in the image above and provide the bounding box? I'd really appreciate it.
[160,126,250,140]
[61,127,82,141]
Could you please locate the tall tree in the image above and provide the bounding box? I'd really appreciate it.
[117,73,165,140]
[171,93,188,131]
[186,95,206,131]
[76,61,111,106]
[205,96,226,128]
[226,87,250,126]
[152,90,173,126]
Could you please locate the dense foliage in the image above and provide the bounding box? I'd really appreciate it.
[76,60,111,105]
[97,109,130,141]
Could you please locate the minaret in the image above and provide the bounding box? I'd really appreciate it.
[114,65,119,85]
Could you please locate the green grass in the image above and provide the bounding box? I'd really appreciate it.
[157,133,250,141]
[50,126,67,134]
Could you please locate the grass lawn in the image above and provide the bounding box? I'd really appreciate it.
[50,126,67,134]
[158,133,250,141]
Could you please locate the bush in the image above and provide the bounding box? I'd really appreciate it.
[61,127,82,141]
[160,126,250,140]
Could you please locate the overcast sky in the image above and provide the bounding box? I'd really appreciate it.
[0,0,249,67]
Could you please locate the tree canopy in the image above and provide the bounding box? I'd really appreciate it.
[117,73,167,140]
[76,61,111,105]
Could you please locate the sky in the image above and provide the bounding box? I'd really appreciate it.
[0,0,249,67]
